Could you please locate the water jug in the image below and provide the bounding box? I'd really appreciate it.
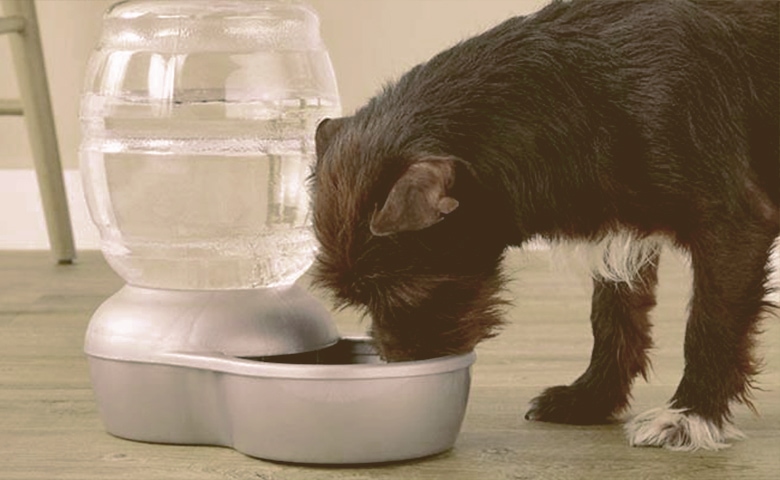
[80,0,341,290]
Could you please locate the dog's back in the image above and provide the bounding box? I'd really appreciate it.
[611,0,779,216]
[694,0,779,207]
[523,0,780,235]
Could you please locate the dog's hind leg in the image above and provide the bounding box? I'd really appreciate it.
[526,249,659,424]
[625,212,779,450]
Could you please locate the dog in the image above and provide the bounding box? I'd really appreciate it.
[309,0,779,451]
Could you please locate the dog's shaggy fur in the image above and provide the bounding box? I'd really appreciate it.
[309,0,779,451]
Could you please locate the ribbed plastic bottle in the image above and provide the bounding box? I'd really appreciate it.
[80,0,341,290]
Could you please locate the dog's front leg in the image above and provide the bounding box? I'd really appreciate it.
[526,252,659,424]
[625,217,778,450]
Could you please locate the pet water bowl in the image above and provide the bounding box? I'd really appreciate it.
[85,287,475,464]
[80,0,476,464]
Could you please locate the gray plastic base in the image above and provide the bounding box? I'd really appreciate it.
[85,287,475,464]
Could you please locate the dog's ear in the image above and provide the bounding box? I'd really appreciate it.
[315,118,345,156]
[370,157,460,236]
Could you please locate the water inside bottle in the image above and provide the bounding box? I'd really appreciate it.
[81,94,340,290]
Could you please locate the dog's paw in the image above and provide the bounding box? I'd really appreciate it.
[525,385,615,425]
[624,406,745,451]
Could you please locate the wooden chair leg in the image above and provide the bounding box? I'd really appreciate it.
[2,0,76,263]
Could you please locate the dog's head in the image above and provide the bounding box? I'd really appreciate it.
[309,109,508,361]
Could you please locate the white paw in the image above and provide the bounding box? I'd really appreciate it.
[624,406,745,451]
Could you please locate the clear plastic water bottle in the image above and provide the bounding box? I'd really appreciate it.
[80,0,341,290]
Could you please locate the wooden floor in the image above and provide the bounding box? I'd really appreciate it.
[1,249,778,480]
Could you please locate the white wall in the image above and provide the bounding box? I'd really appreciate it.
[0,0,546,250]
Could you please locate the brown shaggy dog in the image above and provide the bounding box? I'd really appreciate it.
[309,0,779,451]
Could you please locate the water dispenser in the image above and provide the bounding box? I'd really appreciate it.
[80,0,475,464]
